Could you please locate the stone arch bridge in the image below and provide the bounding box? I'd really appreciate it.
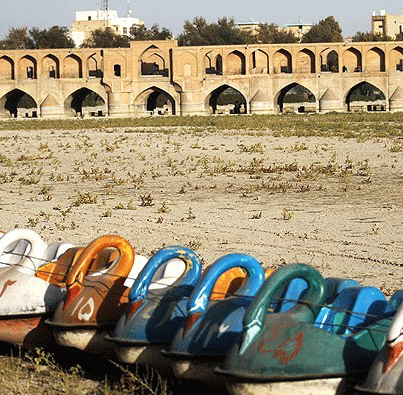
[0,39,403,118]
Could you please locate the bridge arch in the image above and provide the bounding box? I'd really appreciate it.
[296,48,315,73]
[0,56,14,80]
[0,89,38,118]
[63,54,82,78]
[88,53,102,78]
[134,86,176,115]
[19,55,37,79]
[273,49,292,74]
[204,51,222,75]
[206,84,247,114]
[320,49,339,72]
[342,47,362,72]
[345,82,386,112]
[107,52,126,78]
[366,47,385,72]
[139,45,168,76]
[250,49,269,74]
[390,46,403,71]
[226,50,246,75]
[64,88,106,117]
[275,83,316,113]
[42,54,59,79]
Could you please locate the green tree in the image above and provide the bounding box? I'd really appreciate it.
[0,27,34,49]
[81,28,130,48]
[29,26,75,48]
[352,31,392,42]
[257,23,299,44]
[177,17,251,46]
[301,16,343,43]
[131,24,172,40]
[0,26,74,49]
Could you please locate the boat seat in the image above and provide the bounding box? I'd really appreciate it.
[274,277,360,313]
[383,289,403,316]
[0,240,30,266]
[150,258,186,290]
[314,286,387,336]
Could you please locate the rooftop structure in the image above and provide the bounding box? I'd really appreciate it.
[372,10,403,39]
[71,9,144,47]
[236,16,261,34]
[283,18,313,41]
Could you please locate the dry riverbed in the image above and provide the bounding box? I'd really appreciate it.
[0,123,402,393]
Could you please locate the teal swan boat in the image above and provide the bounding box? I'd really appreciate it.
[215,263,401,395]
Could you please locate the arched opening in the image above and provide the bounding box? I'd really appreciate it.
[390,47,403,71]
[0,56,14,80]
[146,90,174,115]
[277,83,316,113]
[273,49,292,74]
[346,82,386,112]
[226,51,246,75]
[251,50,269,74]
[342,48,362,72]
[321,50,339,72]
[297,49,315,73]
[1,89,37,118]
[366,47,385,72]
[64,54,82,78]
[88,55,102,78]
[65,88,106,117]
[19,55,37,79]
[140,51,168,77]
[207,85,247,114]
[205,52,215,74]
[42,55,59,79]
[216,54,222,75]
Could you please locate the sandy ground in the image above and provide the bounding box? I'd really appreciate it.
[0,126,402,294]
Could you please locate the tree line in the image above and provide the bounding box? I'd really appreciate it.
[0,16,401,49]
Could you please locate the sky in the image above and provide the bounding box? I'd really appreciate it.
[0,0,401,39]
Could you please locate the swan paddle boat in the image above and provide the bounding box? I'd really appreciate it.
[162,253,267,385]
[107,247,256,371]
[46,236,191,356]
[106,245,202,370]
[356,290,403,394]
[216,263,398,395]
[0,228,76,347]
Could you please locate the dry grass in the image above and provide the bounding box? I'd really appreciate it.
[0,345,179,395]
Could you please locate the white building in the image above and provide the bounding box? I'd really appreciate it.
[71,10,144,47]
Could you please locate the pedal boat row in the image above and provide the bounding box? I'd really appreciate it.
[0,228,401,394]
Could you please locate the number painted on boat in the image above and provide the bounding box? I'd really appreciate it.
[78,297,95,321]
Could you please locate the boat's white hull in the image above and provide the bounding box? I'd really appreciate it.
[225,377,363,395]
[172,359,225,387]
[53,328,115,357]
[116,344,172,372]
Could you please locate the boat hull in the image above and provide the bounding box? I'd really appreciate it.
[116,344,172,372]
[172,359,225,387]
[0,314,55,349]
[52,327,115,357]
[224,377,363,395]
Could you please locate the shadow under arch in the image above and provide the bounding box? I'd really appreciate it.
[207,85,247,115]
[134,86,176,115]
[276,83,316,113]
[64,88,106,117]
[0,89,37,118]
[345,82,386,112]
